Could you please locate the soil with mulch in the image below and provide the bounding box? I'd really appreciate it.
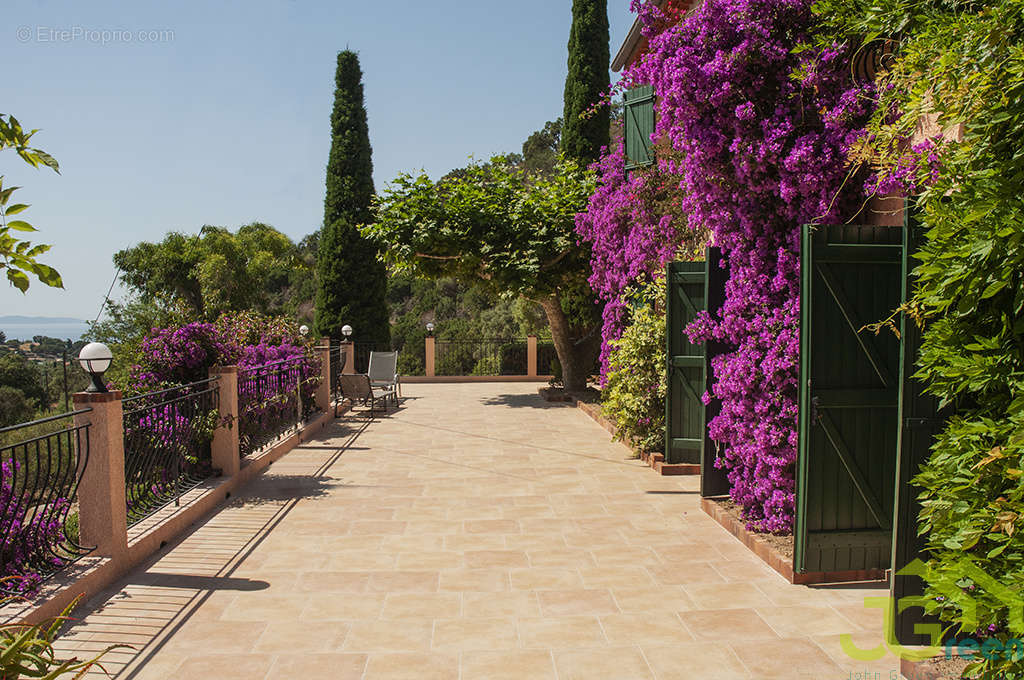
[539,386,600,403]
[905,655,973,679]
[713,497,794,560]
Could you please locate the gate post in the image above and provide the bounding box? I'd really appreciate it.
[209,366,240,478]
[315,341,331,413]
[342,341,356,374]
[527,335,538,378]
[73,391,129,560]
[425,336,435,378]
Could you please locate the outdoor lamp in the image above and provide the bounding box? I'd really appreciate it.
[341,324,353,340]
[426,322,434,336]
[78,342,113,393]
[299,324,309,337]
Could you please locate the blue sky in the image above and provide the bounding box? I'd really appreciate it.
[2,0,636,320]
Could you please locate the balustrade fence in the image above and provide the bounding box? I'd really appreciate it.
[0,410,93,593]
[122,379,220,527]
[237,357,317,458]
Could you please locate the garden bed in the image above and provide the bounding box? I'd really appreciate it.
[702,496,886,585]
[901,655,971,680]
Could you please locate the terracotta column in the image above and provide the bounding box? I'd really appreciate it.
[73,391,128,560]
[527,335,538,378]
[342,340,356,374]
[209,366,240,478]
[315,342,331,412]
[425,336,435,378]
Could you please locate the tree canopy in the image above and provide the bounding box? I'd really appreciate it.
[365,156,599,389]
[113,222,306,320]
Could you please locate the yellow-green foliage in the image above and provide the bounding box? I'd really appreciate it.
[601,278,666,455]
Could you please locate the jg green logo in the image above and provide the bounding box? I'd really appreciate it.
[840,558,1023,663]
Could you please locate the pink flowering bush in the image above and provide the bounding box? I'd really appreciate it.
[575,142,702,380]
[583,0,871,531]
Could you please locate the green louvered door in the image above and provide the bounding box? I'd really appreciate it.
[701,248,731,496]
[624,85,655,170]
[666,261,706,465]
[795,224,904,574]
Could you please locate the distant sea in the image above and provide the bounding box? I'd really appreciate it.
[0,316,90,342]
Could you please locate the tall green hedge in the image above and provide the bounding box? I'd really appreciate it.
[315,51,390,346]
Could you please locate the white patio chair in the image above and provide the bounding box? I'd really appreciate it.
[367,350,400,405]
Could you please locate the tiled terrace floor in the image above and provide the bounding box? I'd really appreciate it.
[55,383,903,679]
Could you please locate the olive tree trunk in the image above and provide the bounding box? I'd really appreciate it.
[539,295,591,392]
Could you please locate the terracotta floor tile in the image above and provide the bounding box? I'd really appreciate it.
[431,617,517,651]
[362,653,458,680]
[730,637,844,678]
[510,567,584,591]
[462,591,542,618]
[600,612,695,645]
[537,589,620,617]
[54,384,893,679]
[684,581,776,610]
[367,571,440,593]
[464,550,529,568]
[517,615,608,648]
[611,586,696,613]
[342,620,433,652]
[266,653,368,679]
[642,643,751,680]
[172,654,275,680]
[461,650,557,680]
[438,568,510,592]
[755,604,862,638]
[380,592,462,620]
[302,592,386,620]
[677,608,780,642]
[554,647,655,680]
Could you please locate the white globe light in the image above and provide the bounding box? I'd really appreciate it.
[78,342,113,392]
[78,342,113,373]
[299,324,309,337]
[341,324,353,337]
[426,322,435,333]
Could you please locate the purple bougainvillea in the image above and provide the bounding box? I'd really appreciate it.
[580,0,871,531]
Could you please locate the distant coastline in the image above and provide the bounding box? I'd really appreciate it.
[0,316,90,342]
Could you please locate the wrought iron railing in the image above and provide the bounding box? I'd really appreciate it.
[537,342,561,376]
[237,357,316,458]
[0,409,93,592]
[329,345,347,415]
[122,379,220,527]
[434,338,528,376]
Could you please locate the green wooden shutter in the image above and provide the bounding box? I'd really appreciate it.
[701,247,731,497]
[665,261,706,465]
[624,85,655,170]
[795,224,904,574]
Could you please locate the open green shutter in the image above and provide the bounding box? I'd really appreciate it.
[624,86,655,170]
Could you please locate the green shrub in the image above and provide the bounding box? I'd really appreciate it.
[601,279,665,455]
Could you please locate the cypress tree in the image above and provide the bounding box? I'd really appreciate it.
[315,51,390,346]
[560,0,610,164]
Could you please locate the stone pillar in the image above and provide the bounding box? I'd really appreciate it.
[73,391,128,560]
[209,366,240,478]
[342,340,356,374]
[425,336,435,378]
[527,335,538,378]
[315,342,331,412]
